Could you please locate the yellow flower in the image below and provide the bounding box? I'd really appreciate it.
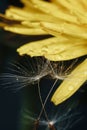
[0,0,87,105]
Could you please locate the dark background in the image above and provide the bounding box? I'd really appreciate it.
[0,0,87,130]
[0,1,24,130]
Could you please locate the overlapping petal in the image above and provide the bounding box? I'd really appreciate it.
[17,37,87,61]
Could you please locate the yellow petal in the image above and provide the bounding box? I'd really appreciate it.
[82,0,87,7]
[41,22,87,39]
[0,13,21,23]
[17,37,87,61]
[30,0,78,24]
[52,0,85,13]
[51,59,87,105]
[45,42,87,61]
[21,21,40,28]
[30,0,59,14]
[4,25,47,35]
[17,37,68,56]
[21,0,43,13]
[5,6,61,23]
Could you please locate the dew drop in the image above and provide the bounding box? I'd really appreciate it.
[42,46,48,54]
[68,86,74,91]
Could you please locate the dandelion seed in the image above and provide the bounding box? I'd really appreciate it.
[48,122,57,130]
[0,56,83,130]
[18,65,82,130]
[22,95,82,130]
[33,119,39,130]
[0,56,51,91]
[0,56,78,91]
[49,59,78,80]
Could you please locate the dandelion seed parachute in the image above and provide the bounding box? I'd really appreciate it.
[0,57,51,91]
[20,80,82,130]
[20,81,82,130]
[0,54,83,130]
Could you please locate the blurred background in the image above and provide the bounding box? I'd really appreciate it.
[0,0,87,130]
[0,1,23,130]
